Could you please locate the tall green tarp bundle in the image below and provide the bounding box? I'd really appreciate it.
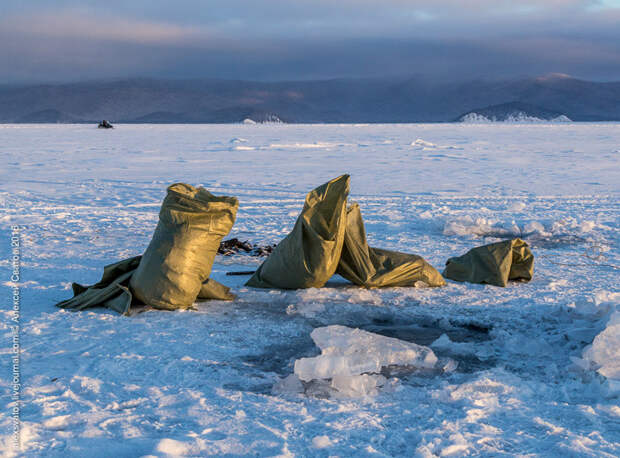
[56,183,238,315]
[443,238,534,287]
[246,174,350,289]
[130,183,238,310]
[247,176,445,289]
[337,203,446,287]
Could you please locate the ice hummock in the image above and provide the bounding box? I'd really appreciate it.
[291,325,438,396]
[582,307,620,396]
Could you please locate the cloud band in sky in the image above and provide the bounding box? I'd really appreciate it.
[1,0,619,82]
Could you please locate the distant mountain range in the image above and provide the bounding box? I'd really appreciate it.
[1,74,619,123]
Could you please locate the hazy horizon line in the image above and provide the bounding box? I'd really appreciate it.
[3,72,620,87]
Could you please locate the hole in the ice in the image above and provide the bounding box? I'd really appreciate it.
[240,337,318,376]
[461,322,492,334]
[358,320,495,374]
[362,319,492,345]
[239,318,496,396]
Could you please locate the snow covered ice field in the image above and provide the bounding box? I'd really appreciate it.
[1,123,619,456]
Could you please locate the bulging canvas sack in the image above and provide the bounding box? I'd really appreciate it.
[130,183,238,310]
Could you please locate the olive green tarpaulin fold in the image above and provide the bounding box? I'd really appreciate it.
[246,174,350,289]
[337,203,446,287]
[55,258,236,314]
[55,256,140,315]
[198,278,236,301]
[130,183,239,310]
[443,238,534,287]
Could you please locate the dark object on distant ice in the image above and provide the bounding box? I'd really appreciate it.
[98,119,113,128]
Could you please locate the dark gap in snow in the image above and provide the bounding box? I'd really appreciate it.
[360,320,496,374]
[525,234,589,249]
[361,318,492,346]
[240,337,318,376]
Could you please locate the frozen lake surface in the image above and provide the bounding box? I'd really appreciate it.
[1,123,619,456]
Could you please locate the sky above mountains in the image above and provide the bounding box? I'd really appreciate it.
[2,0,620,83]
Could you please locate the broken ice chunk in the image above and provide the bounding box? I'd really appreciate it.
[294,325,438,382]
[442,359,459,373]
[295,354,380,381]
[582,310,620,396]
[272,374,304,395]
[330,374,387,397]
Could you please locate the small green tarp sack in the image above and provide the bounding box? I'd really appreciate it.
[443,238,534,287]
[55,256,235,315]
[130,183,238,310]
[337,203,446,287]
[246,174,350,289]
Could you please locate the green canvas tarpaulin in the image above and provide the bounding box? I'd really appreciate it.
[58,178,536,317]
[246,175,350,289]
[56,256,139,315]
[56,183,238,314]
[129,183,238,310]
[56,256,235,315]
[443,238,534,287]
[247,176,445,289]
[337,203,445,287]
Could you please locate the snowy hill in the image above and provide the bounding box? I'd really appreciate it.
[457,102,572,123]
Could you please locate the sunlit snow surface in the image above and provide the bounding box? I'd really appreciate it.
[1,123,619,456]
